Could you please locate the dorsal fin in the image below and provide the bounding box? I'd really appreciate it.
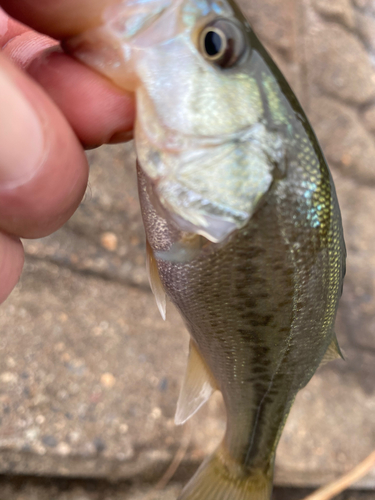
[320,335,344,367]
[146,241,166,320]
[175,340,218,425]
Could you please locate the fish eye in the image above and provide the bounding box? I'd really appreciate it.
[199,19,248,69]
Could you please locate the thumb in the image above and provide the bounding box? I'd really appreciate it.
[0,53,88,239]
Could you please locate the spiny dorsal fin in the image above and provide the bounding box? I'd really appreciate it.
[146,240,166,320]
[175,340,218,425]
[320,336,344,367]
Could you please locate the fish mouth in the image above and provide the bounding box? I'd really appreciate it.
[100,0,182,48]
[64,0,183,91]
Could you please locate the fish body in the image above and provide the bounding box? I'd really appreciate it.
[65,2,346,499]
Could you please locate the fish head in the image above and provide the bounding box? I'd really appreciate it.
[66,0,289,243]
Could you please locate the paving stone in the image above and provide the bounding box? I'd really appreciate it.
[0,258,189,481]
[355,9,375,52]
[362,104,375,134]
[308,97,375,182]
[242,0,301,95]
[312,0,355,28]
[303,7,375,106]
[0,477,374,500]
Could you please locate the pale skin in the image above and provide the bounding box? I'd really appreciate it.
[0,0,134,304]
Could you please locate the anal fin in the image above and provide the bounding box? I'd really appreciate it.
[146,241,166,320]
[175,340,217,425]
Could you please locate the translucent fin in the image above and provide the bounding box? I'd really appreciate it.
[175,340,217,425]
[320,336,345,367]
[146,241,166,320]
[178,445,273,500]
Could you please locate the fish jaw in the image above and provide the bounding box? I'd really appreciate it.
[63,0,226,90]
[64,0,183,91]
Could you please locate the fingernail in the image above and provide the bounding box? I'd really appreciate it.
[0,66,45,188]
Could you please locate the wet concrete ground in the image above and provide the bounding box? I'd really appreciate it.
[0,476,375,500]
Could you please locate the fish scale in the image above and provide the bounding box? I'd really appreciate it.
[144,117,342,500]
[138,120,340,467]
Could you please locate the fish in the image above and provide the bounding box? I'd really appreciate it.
[64,1,346,499]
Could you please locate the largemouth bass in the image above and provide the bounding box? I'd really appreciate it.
[65,1,346,498]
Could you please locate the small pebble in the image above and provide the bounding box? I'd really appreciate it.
[130,235,140,246]
[68,431,81,444]
[56,442,71,456]
[151,407,162,419]
[36,415,46,425]
[0,372,18,384]
[100,373,116,388]
[42,435,57,448]
[100,232,118,251]
[93,437,106,453]
[6,357,16,368]
[59,313,68,323]
[119,423,129,434]
[62,353,71,362]
[25,428,40,441]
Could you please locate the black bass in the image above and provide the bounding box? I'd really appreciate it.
[65,1,346,498]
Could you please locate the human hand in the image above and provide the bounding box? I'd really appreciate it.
[0,0,135,304]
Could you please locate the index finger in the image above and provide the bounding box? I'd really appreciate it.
[0,0,119,38]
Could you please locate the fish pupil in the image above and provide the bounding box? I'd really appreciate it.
[199,19,248,68]
[204,30,223,57]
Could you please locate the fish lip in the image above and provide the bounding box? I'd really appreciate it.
[102,0,174,38]
[101,0,187,50]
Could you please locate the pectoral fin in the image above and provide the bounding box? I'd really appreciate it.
[155,234,207,263]
[146,241,166,320]
[175,340,217,425]
[320,335,344,367]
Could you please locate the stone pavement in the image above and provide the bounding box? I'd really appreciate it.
[1,0,375,497]
[0,477,375,500]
